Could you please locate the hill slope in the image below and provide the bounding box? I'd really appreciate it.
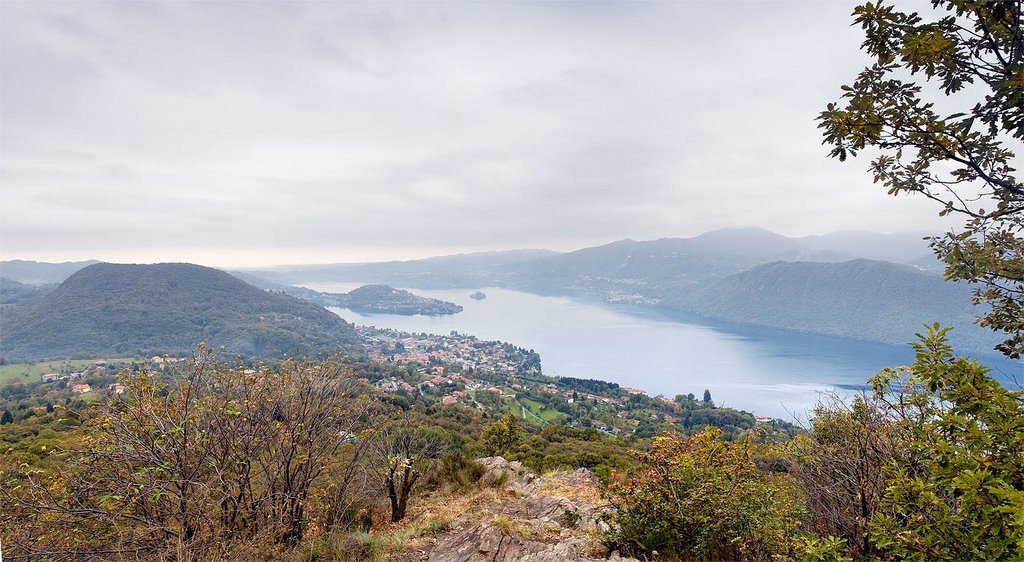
[682,259,997,350]
[1,277,52,309]
[0,263,359,361]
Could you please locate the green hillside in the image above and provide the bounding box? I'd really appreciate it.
[681,259,998,350]
[0,277,52,309]
[0,263,360,362]
[341,284,463,315]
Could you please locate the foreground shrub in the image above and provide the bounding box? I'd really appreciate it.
[604,427,807,560]
[869,326,1024,561]
[1,349,375,559]
[790,393,910,559]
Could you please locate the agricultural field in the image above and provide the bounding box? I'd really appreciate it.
[520,396,565,423]
[0,358,135,387]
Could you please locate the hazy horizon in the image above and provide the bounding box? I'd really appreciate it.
[0,225,940,270]
[2,1,955,267]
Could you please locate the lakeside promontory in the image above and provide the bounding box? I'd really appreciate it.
[338,284,464,316]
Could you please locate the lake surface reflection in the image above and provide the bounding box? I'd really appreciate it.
[313,284,1022,419]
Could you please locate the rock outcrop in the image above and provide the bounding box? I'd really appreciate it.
[422,457,636,562]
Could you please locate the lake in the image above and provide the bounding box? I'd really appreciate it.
[311,283,1023,420]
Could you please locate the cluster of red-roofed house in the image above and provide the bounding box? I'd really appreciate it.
[359,326,541,378]
[37,358,181,396]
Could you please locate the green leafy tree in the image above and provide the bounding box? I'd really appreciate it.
[481,412,522,456]
[868,325,1024,560]
[0,410,12,425]
[819,0,1024,358]
[633,419,659,439]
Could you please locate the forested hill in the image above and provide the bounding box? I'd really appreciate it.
[0,263,359,362]
[0,277,52,309]
[339,284,463,315]
[680,259,999,351]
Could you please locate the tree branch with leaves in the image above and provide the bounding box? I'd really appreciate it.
[819,0,1024,358]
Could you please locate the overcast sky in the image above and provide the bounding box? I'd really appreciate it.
[1,0,953,267]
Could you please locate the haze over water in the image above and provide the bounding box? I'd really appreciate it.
[312,284,1021,419]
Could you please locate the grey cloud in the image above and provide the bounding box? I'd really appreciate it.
[0,0,955,266]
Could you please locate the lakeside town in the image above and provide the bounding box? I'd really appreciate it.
[356,325,776,439]
[2,327,781,441]
[359,325,542,378]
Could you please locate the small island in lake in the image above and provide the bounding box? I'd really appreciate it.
[469,291,487,300]
[339,284,463,316]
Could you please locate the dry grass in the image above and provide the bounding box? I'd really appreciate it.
[295,465,607,561]
[365,485,516,559]
[491,515,536,540]
[538,470,606,505]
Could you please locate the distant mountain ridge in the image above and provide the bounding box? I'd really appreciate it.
[1,230,935,287]
[0,263,359,362]
[235,229,993,352]
[4,228,993,353]
[794,231,940,267]
[243,228,936,290]
[0,260,101,285]
[251,249,562,288]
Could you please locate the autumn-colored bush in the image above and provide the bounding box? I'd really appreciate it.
[1,350,375,559]
[604,427,808,561]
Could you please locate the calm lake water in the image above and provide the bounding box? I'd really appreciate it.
[312,283,1023,419]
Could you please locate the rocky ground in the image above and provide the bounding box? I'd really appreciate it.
[392,457,637,562]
